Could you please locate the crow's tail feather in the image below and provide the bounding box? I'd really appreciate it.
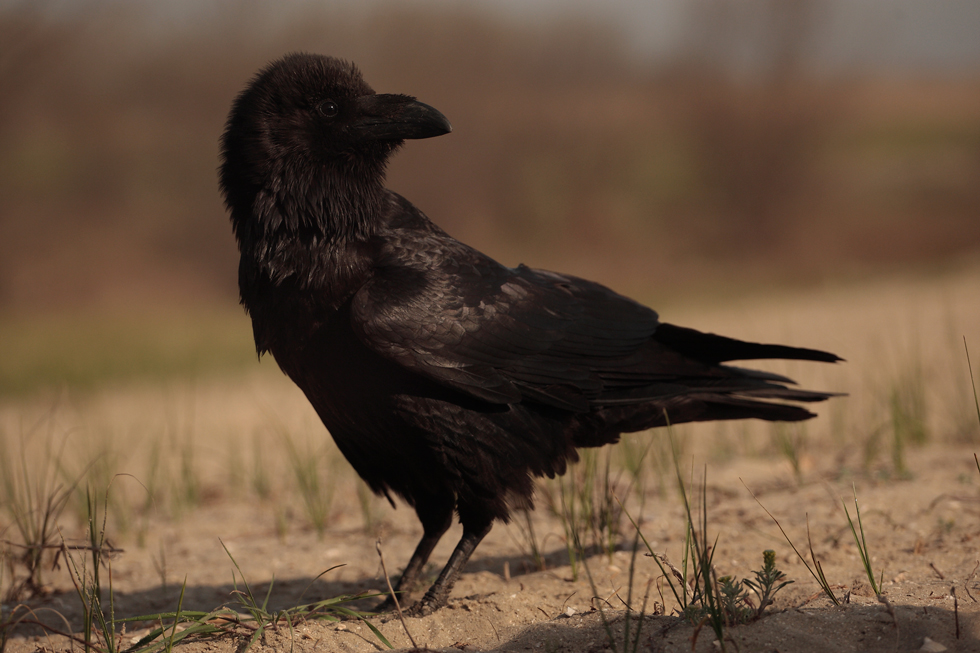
[587,391,828,444]
[654,322,842,365]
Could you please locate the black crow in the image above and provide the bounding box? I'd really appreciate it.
[219,53,840,615]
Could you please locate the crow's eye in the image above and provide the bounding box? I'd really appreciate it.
[317,100,339,118]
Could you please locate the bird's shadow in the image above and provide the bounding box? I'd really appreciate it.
[3,545,577,639]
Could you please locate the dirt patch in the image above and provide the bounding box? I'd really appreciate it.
[4,443,979,653]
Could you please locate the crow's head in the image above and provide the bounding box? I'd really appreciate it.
[220,54,451,239]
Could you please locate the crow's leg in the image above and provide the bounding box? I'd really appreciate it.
[407,513,493,616]
[376,491,454,612]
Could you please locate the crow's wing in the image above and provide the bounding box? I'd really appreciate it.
[349,234,698,411]
[350,196,840,413]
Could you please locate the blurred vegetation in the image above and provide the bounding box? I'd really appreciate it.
[1,0,979,392]
[0,308,256,395]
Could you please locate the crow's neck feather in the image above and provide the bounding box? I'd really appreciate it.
[232,154,389,305]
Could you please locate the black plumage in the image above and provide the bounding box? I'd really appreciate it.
[219,53,841,615]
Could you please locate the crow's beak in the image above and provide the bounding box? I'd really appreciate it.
[351,93,452,141]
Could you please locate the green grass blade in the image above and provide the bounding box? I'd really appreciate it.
[117,610,215,623]
[219,539,257,606]
[327,607,394,649]
[965,338,980,429]
[298,564,346,603]
[358,619,394,650]
[842,487,880,596]
[619,498,688,611]
[261,575,275,612]
[165,577,187,653]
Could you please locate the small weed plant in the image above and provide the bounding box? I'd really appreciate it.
[541,440,651,580]
[841,487,882,596]
[64,486,123,653]
[280,428,335,537]
[604,424,795,653]
[0,420,78,601]
[771,422,807,482]
[888,347,929,477]
[745,482,842,606]
[743,549,795,617]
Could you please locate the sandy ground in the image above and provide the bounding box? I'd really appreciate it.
[3,441,980,653]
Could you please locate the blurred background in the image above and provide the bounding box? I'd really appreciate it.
[1,0,979,393]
